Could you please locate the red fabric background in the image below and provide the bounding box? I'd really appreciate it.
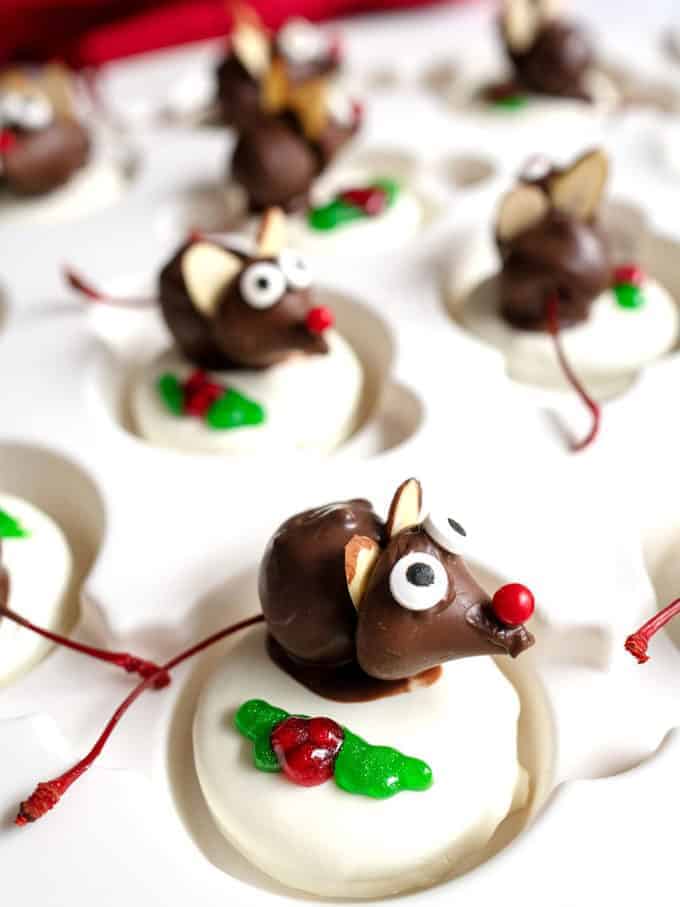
[0,0,459,67]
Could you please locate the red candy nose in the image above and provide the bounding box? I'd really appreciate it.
[491,583,535,627]
[0,129,17,154]
[306,306,334,334]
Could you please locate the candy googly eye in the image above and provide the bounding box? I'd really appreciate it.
[0,92,26,125]
[278,249,313,290]
[21,95,53,130]
[389,551,449,612]
[240,262,287,309]
[423,511,470,557]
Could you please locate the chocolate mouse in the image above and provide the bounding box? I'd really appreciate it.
[260,478,535,701]
[496,148,612,329]
[159,208,334,369]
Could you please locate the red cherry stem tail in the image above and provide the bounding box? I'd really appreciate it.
[15,613,265,825]
[625,598,680,664]
[546,295,600,452]
[0,604,169,687]
[64,266,155,308]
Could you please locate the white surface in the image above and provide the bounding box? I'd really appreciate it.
[194,624,528,899]
[0,494,72,686]
[2,2,680,906]
[131,330,363,454]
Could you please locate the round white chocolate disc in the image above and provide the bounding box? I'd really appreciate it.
[0,494,72,686]
[131,329,363,455]
[461,275,679,397]
[193,625,529,899]
[0,157,125,225]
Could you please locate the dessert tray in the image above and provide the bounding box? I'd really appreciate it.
[3,5,680,905]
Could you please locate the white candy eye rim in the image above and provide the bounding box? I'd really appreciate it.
[239,262,287,309]
[422,512,469,557]
[0,91,52,130]
[278,249,313,290]
[21,95,53,130]
[388,551,449,612]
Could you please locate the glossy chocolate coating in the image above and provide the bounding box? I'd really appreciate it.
[260,500,385,667]
[505,20,594,101]
[231,111,356,212]
[159,241,329,370]
[259,500,534,699]
[3,119,90,196]
[231,114,319,212]
[498,204,612,330]
[215,55,262,130]
[356,528,534,680]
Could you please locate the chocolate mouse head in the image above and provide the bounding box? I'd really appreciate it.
[217,12,341,131]
[500,0,594,100]
[0,64,90,196]
[260,479,535,685]
[159,208,334,370]
[496,149,612,330]
[228,15,360,212]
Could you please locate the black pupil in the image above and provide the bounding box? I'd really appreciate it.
[447,518,466,537]
[406,562,435,587]
[256,276,269,289]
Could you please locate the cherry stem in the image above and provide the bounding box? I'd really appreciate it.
[545,295,601,452]
[0,604,170,688]
[15,613,265,825]
[625,597,680,664]
[64,266,155,308]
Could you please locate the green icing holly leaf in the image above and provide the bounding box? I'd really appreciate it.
[307,178,401,232]
[206,389,265,430]
[234,699,433,798]
[614,283,645,310]
[235,699,289,772]
[334,729,433,799]
[157,373,184,415]
[0,509,29,539]
[492,94,529,111]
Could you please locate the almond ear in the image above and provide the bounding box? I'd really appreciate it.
[232,21,270,79]
[548,149,608,220]
[42,63,75,119]
[257,208,287,257]
[345,535,381,609]
[497,184,549,242]
[181,243,243,317]
[385,478,422,539]
[503,0,539,53]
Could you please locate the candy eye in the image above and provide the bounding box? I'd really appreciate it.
[423,512,470,557]
[240,262,286,309]
[21,95,52,130]
[278,249,312,290]
[389,552,448,612]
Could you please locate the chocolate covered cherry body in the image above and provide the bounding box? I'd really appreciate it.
[260,479,535,701]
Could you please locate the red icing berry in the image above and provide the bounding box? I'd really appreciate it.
[340,186,387,216]
[491,583,535,627]
[613,264,644,287]
[0,129,17,154]
[271,715,344,787]
[305,305,335,334]
[182,370,223,417]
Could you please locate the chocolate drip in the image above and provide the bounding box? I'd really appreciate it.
[158,240,328,369]
[267,635,442,703]
[504,19,595,101]
[3,119,90,196]
[498,203,612,331]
